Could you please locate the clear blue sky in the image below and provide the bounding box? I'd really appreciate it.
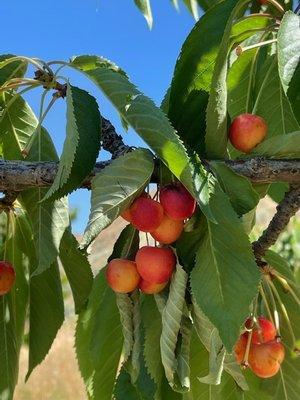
[2,1,198,232]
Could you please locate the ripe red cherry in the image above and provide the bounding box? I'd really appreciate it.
[150,214,184,244]
[229,113,267,153]
[106,259,140,293]
[234,333,248,364]
[159,182,196,221]
[245,317,276,344]
[248,340,285,378]
[0,261,16,295]
[135,246,176,284]
[139,279,168,294]
[130,197,164,232]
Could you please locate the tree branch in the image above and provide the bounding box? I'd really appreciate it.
[253,186,300,264]
[0,158,299,192]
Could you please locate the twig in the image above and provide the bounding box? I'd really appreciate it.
[253,186,300,263]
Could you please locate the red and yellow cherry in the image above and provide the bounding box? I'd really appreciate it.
[106,259,140,293]
[234,333,248,364]
[0,261,16,295]
[159,183,196,221]
[135,246,176,284]
[121,193,150,223]
[229,113,268,153]
[150,214,184,244]
[139,279,168,294]
[245,317,276,344]
[121,208,132,222]
[130,197,164,232]
[248,340,285,378]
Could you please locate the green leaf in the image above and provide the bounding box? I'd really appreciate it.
[253,131,300,158]
[43,84,101,201]
[131,291,142,383]
[210,162,260,215]
[198,329,226,385]
[20,128,69,275]
[160,264,188,391]
[205,0,250,158]
[70,55,214,221]
[142,295,164,388]
[114,367,140,400]
[192,300,248,390]
[0,212,29,400]
[184,331,243,400]
[176,214,207,272]
[168,0,238,154]
[228,48,259,118]
[277,11,300,93]
[81,148,153,248]
[0,93,37,159]
[176,316,192,391]
[182,0,199,20]
[191,183,261,351]
[253,57,300,138]
[0,54,27,87]
[134,0,153,28]
[27,260,64,379]
[59,230,93,314]
[76,224,139,399]
[116,293,134,362]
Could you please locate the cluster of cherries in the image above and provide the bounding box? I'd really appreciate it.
[234,316,285,378]
[0,261,16,295]
[106,182,196,294]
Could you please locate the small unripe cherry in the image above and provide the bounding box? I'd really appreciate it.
[139,279,168,294]
[234,333,248,364]
[248,340,285,378]
[135,246,176,284]
[0,261,16,295]
[229,113,267,153]
[150,214,184,244]
[130,197,164,232]
[106,259,140,293]
[245,317,276,344]
[159,183,196,221]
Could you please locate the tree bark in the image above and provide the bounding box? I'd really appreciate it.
[0,158,299,192]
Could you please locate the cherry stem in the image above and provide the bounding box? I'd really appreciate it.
[236,38,277,55]
[268,279,297,345]
[263,277,281,335]
[259,286,275,326]
[266,0,285,14]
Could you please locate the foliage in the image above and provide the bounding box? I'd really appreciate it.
[0,1,299,399]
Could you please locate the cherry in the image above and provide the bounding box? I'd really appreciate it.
[229,113,267,153]
[135,246,176,284]
[139,279,168,294]
[106,259,140,293]
[234,333,248,364]
[0,261,16,295]
[159,182,196,221]
[248,340,285,378]
[150,214,184,244]
[245,317,276,344]
[130,197,164,232]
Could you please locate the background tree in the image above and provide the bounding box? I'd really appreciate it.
[0,0,300,399]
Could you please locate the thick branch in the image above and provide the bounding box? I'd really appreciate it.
[0,158,300,192]
[253,186,300,263]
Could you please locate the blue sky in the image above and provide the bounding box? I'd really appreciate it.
[2,1,198,232]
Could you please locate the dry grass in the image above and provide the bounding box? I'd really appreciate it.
[15,319,86,400]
